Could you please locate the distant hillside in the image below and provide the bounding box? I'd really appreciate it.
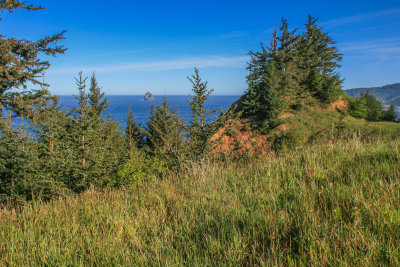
[345,83,400,108]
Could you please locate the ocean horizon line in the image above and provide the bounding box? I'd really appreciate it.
[55,94,242,97]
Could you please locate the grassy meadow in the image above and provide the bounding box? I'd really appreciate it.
[1,136,399,266]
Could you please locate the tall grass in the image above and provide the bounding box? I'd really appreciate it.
[1,138,399,265]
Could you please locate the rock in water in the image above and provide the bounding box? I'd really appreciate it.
[144,91,155,101]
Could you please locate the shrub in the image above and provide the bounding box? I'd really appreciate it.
[348,97,367,119]
[115,148,165,187]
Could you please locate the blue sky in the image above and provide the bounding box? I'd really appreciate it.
[2,0,400,95]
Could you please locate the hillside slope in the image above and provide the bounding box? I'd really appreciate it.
[212,99,400,155]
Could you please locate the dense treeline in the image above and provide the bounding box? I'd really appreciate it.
[347,83,400,107]
[347,91,397,122]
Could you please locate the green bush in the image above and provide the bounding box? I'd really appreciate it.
[348,97,367,119]
[115,149,165,187]
[271,131,297,151]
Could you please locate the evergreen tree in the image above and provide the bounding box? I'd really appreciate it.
[362,91,383,121]
[67,72,90,191]
[276,18,302,105]
[0,115,29,203]
[89,116,128,188]
[243,22,291,124]
[30,95,71,198]
[187,68,218,156]
[0,1,66,116]
[383,103,397,122]
[242,15,344,127]
[68,72,128,190]
[88,73,109,120]
[242,61,284,127]
[126,106,144,149]
[143,98,186,171]
[348,96,367,119]
[298,15,343,103]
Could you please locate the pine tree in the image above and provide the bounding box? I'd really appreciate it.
[0,111,44,204]
[126,106,144,149]
[89,116,128,188]
[383,103,397,122]
[0,1,66,116]
[143,98,186,171]
[298,15,343,103]
[88,73,109,120]
[242,61,284,127]
[68,72,128,189]
[362,91,383,121]
[242,15,345,127]
[61,72,89,191]
[187,68,218,157]
[30,95,71,198]
[276,18,302,105]
[348,96,367,119]
[243,22,290,125]
[0,115,28,204]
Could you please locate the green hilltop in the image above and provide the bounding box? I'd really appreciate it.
[214,16,399,154]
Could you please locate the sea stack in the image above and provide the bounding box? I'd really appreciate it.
[144,91,155,101]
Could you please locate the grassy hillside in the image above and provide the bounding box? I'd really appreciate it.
[213,99,400,154]
[271,103,400,148]
[1,136,399,265]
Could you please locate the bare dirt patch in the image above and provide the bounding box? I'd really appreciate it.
[328,98,347,111]
[211,120,270,155]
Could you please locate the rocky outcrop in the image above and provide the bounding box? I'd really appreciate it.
[144,92,155,101]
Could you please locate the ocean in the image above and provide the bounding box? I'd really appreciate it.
[58,95,241,128]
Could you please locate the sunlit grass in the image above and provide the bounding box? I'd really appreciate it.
[1,137,399,265]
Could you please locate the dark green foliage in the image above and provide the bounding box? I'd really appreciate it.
[187,68,218,156]
[67,73,128,190]
[271,131,297,151]
[299,15,343,103]
[87,117,128,188]
[346,83,400,108]
[348,96,367,119]
[116,148,165,187]
[0,117,31,203]
[30,95,72,198]
[15,73,128,200]
[363,91,384,121]
[384,103,397,122]
[88,73,109,119]
[347,90,398,122]
[143,97,186,171]
[0,0,66,116]
[243,60,284,126]
[0,107,68,203]
[242,16,343,127]
[126,106,144,149]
